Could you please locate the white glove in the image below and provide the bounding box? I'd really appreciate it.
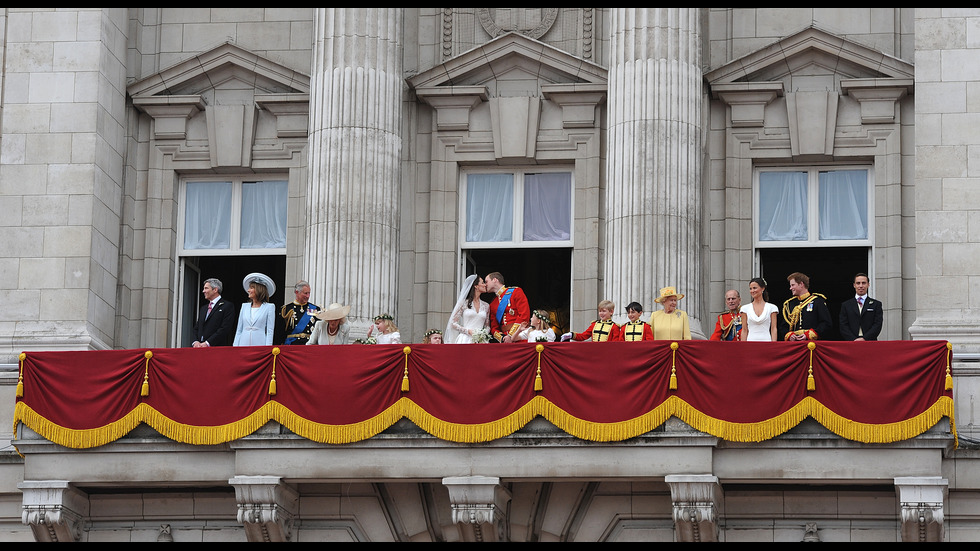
[560,332,573,342]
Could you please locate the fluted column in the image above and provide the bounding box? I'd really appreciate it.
[605,9,705,336]
[307,9,404,322]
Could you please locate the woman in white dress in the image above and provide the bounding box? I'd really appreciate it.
[444,274,490,344]
[739,277,779,342]
[232,272,277,346]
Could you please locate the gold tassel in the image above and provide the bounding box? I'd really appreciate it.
[16,352,26,398]
[269,347,280,396]
[806,341,816,392]
[140,350,153,397]
[402,346,411,392]
[945,342,954,391]
[534,344,544,392]
[669,342,678,391]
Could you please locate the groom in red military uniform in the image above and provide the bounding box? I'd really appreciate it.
[484,271,530,343]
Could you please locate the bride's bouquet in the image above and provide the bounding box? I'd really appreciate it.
[472,328,490,344]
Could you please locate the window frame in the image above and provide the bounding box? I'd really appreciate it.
[177,175,289,257]
[459,168,575,249]
[753,165,874,248]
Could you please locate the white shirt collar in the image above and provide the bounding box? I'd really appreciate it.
[855,294,867,301]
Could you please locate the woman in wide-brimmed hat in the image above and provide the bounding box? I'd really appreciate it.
[649,286,691,341]
[233,272,277,346]
[307,302,352,345]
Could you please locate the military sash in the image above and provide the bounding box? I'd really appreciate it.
[496,287,514,325]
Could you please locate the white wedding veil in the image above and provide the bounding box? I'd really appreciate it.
[444,274,478,344]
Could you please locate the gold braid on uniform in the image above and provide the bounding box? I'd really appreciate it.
[719,310,739,339]
[281,304,298,332]
[782,293,827,337]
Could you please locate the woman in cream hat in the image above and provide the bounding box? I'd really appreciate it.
[307,302,352,345]
[649,286,691,341]
[233,273,277,346]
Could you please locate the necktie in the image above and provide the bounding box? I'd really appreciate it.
[857,297,864,306]
[207,301,214,317]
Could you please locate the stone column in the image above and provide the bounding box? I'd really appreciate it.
[604,8,705,336]
[306,9,404,326]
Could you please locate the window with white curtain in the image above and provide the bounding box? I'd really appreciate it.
[755,167,871,246]
[180,178,288,254]
[462,170,572,247]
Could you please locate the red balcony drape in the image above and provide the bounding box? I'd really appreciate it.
[12,340,956,449]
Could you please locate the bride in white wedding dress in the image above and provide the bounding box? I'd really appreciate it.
[444,274,490,344]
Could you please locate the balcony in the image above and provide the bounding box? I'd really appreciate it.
[10,340,960,541]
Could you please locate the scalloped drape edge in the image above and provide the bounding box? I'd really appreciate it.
[13,395,957,450]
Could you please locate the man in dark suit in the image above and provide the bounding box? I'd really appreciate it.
[838,272,883,341]
[192,277,236,347]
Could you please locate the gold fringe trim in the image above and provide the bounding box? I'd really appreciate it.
[12,396,958,449]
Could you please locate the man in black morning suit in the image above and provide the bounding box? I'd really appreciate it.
[838,272,883,341]
[192,277,236,347]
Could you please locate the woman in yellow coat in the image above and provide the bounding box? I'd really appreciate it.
[649,286,691,340]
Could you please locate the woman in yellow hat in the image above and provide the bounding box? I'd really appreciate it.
[649,286,691,341]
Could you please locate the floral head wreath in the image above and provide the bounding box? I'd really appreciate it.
[423,328,442,338]
[374,313,394,322]
[533,310,550,323]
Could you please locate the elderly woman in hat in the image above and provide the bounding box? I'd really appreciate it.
[649,286,691,341]
[307,302,352,345]
[233,273,277,346]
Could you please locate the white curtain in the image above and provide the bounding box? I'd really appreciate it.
[818,170,868,240]
[184,181,232,249]
[523,172,571,241]
[466,173,513,242]
[758,171,808,241]
[241,180,288,248]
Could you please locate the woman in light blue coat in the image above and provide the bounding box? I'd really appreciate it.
[233,273,276,346]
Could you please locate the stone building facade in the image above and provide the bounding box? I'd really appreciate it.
[1,8,979,542]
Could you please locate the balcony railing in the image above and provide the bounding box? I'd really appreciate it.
[12,340,956,450]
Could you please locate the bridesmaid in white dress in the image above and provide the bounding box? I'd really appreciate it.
[444,274,490,343]
[232,273,277,346]
[739,277,779,342]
